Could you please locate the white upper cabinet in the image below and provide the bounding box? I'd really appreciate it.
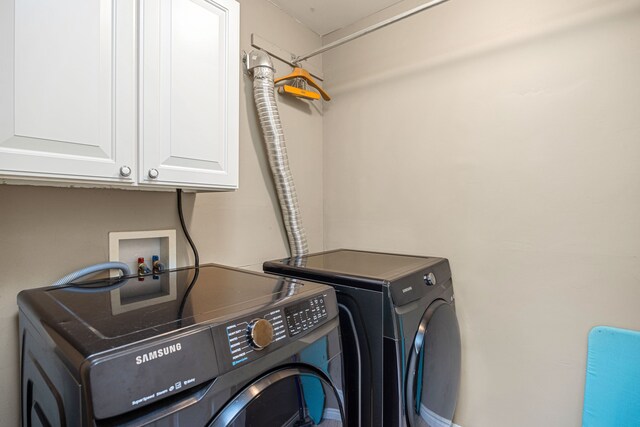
[140,0,239,189]
[0,0,239,191]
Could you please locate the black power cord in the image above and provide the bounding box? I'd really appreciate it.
[177,189,200,324]
[177,189,199,268]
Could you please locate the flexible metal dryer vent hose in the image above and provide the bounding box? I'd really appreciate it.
[246,50,308,258]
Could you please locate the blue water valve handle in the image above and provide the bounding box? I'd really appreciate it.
[152,255,165,279]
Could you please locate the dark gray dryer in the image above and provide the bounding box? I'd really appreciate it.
[264,249,461,427]
[19,264,345,426]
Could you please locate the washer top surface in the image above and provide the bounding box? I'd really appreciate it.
[18,264,325,354]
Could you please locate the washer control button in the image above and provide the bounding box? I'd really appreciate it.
[424,272,437,286]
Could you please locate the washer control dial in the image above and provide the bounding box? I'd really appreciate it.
[248,318,274,350]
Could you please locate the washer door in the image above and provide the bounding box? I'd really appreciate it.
[209,366,345,426]
[405,300,461,427]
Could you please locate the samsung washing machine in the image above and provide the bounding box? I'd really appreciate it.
[264,249,461,427]
[18,264,345,426]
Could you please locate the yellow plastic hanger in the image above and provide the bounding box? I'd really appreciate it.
[274,67,331,101]
[279,85,321,100]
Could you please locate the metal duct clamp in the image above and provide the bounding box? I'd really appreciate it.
[243,50,274,74]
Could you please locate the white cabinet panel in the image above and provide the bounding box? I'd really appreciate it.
[141,0,239,189]
[15,0,102,145]
[0,0,136,183]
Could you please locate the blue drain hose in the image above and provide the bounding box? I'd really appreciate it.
[51,262,131,287]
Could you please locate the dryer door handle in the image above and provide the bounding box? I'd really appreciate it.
[405,299,448,427]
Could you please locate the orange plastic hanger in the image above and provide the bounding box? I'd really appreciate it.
[279,85,321,100]
[274,67,331,101]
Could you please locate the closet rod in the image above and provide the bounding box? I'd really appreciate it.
[293,0,450,64]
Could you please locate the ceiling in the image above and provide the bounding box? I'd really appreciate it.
[269,0,405,36]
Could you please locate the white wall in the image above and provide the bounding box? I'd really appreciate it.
[322,0,640,425]
[0,0,321,424]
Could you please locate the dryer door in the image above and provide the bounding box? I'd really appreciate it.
[405,300,461,427]
[209,366,345,426]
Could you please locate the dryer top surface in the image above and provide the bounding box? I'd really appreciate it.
[264,249,450,294]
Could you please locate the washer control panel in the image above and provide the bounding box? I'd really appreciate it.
[284,294,328,337]
[218,293,331,371]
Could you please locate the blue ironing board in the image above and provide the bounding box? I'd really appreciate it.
[583,326,640,426]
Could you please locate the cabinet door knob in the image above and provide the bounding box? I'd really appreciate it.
[148,168,159,179]
[119,166,132,177]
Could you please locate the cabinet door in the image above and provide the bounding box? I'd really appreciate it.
[140,0,239,190]
[0,0,136,184]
